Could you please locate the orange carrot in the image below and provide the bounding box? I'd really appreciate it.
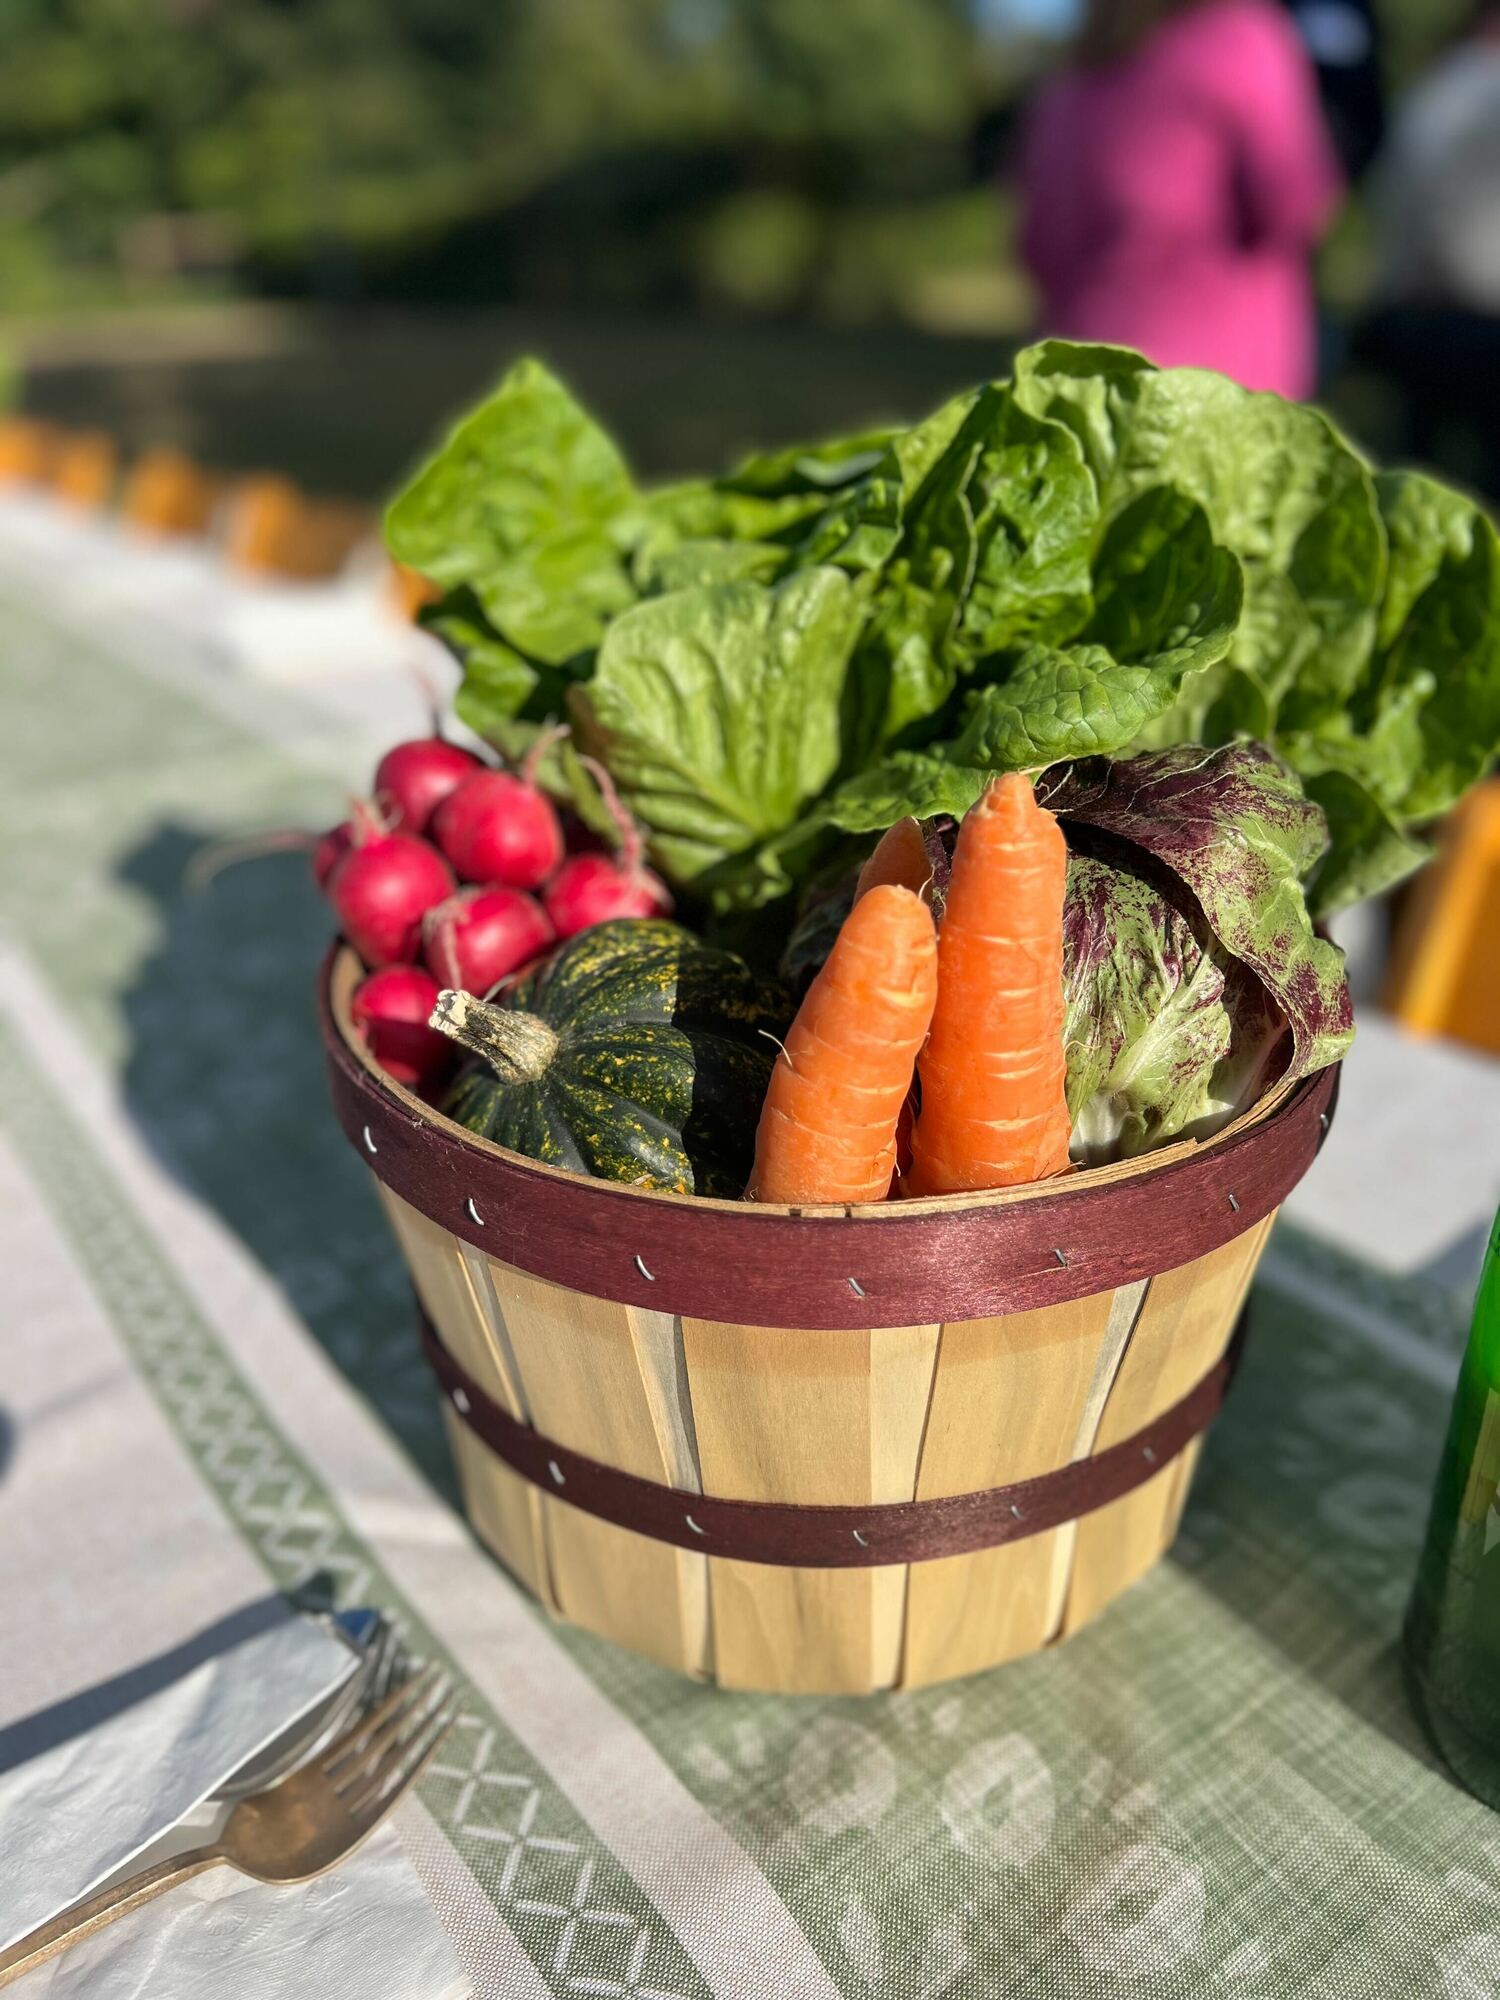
[748,883,938,1205]
[905,773,1071,1196]
[855,816,932,901]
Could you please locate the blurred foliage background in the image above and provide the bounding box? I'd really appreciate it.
[0,0,1476,491]
[2,0,1023,324]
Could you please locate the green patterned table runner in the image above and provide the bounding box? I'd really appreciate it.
[4,585,1498,2000]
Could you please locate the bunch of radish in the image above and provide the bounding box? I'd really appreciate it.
[323,731,668,1091]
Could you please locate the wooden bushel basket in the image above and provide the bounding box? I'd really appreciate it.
[320,946,1337,1693]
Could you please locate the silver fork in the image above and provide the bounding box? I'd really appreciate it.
[0,1664,458,1988]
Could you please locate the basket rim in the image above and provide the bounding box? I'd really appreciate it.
[319,943,1337,1326]
[322,942,1296,1220]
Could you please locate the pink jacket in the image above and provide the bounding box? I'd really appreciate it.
[1020,0,1342,399]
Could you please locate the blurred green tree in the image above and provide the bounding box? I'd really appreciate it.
[0,0,978,309]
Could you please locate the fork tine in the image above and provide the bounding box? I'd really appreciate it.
[344,1696,462,1824]
[321,1663,439,1781]
[330,1670,448,1797]
[344,1695,459,1823]
[343,1690,457,1817]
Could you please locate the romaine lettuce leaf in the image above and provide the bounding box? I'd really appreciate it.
[824,504,1240,831]
[635,537,788,593]
[1367,485,1500,820]
[904,384,1098,656]
[1009,344,1500,902]
[1297,768,1432,918]
[423,591,541,733]
[1374,468,1478,651]
[392,343,1499,918]
[570,567,867,889]
[1279,471,1500,893]
[1012,340,1387,720]
[841,570,954,760]
[949,632,1226,769]
[825,750,990,833]
[420,588,581,756]
[387,358,638,665]
[778,391,981,577]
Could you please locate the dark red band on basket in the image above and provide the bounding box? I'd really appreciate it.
[420,1309,1238,1569]
[319,947,1339,1331]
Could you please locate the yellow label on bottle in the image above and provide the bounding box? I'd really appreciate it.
[1462,1387,1500,1536]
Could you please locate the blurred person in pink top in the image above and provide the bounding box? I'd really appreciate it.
[1019,0,1343,398]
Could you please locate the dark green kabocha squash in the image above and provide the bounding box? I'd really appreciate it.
[431,919,788,1196]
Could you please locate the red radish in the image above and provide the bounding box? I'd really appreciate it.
[431,732,565,891]
[330,805,455,967]
[423,887,554,995]
[313,820,354,889]
[543,757,671,940]
[374,737,483,835]
[350,966,451,1090]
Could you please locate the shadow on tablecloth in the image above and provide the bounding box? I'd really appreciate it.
[114,823,458,1502]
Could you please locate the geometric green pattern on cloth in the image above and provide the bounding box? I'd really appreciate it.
[4,586,1497,1998]
[0,1023,709,2000]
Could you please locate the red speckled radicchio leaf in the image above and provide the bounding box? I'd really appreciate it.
[1041,743,1353,1081]
[1061,855,1292,1162]
[919,815,955,922]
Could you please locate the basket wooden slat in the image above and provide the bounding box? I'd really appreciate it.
[681,1316,942,1693]
[489,1267,711,1678]
[378,1186,556,1611]
[1061,1216,1275,1635]
[900,1283,1142,1685]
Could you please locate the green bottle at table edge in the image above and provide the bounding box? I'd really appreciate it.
[1406,1204,1500,1808]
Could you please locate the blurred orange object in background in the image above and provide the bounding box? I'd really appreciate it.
[389,561,441,621]
[224,476,371,579]
[121,447,218,537]
[51,430,118,511]
[223,473,306,574]
[0,417,61,486]
[1384,781,1500,1058]
[302,500,373,579]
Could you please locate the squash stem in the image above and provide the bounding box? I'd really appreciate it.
[430,988,559,1084]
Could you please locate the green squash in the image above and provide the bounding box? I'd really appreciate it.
[432,919,787,1196]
